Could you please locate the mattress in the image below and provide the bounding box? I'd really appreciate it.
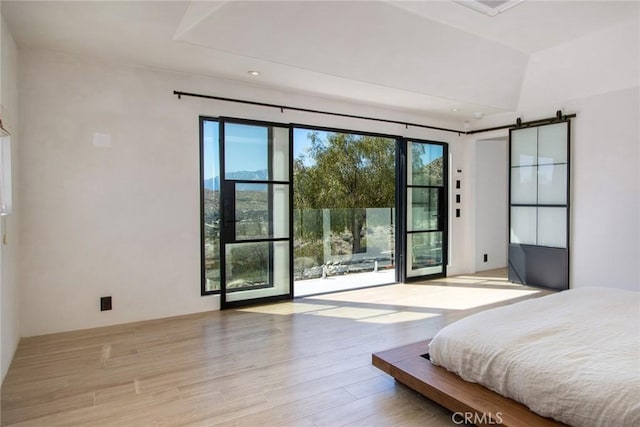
[428,287,640,427]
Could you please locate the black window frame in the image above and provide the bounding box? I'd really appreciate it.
[200,116,450,297]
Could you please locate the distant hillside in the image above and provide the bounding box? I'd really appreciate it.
[204,177,220,191]
[204,169,268,191]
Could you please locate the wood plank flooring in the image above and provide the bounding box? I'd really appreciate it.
[1,269,553,426]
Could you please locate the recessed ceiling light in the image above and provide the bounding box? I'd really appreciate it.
[451,108,459,112]
[248,70,261,76]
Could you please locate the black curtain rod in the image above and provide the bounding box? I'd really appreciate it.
[174,90,576,136]
[173,90,463,134]
[468,112,577,135]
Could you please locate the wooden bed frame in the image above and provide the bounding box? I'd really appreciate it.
[372,340,565,427]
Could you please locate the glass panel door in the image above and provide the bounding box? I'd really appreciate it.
[509,121,570,290]
[404,141,447,280]
[220,120,292,307]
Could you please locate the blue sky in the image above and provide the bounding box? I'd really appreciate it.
[203,121,268,179]
[203,122,329,179]
[202,121,220,180]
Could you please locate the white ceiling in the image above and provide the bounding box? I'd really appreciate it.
[2,1,638,120]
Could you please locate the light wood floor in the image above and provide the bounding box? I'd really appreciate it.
[1,269,553,426]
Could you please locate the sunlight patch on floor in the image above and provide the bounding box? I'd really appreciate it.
[240,269,552,323]
[239,301,438,325]
[238,302,337,315]
[358,311,439,324]
[438,277,487,284]
[448,275,510,282]
[309,306,395,320]
[308,284,546,311]
[418,285,542,310]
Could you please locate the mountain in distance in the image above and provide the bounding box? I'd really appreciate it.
[204,169,268,191]
[204,177,219,191]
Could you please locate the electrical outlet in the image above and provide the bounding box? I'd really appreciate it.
[483,254,488,263]
[100,296,112,311]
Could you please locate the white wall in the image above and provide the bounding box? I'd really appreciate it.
[447,136,476,277]
[0,12,20,381]
[474,138,508,272]
[567,88,639,291]
[18,49,471,336]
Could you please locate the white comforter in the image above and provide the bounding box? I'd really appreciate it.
[428,287,640,427]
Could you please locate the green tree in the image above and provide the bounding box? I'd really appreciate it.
[410,143,443,186]
[294,132,395,254]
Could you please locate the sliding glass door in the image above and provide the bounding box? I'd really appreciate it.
[509,121,570,290]
[402,140,448,281]
[201,118,449,305]
[219,119,292,307]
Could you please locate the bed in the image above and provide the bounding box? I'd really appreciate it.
[373,287,640,427]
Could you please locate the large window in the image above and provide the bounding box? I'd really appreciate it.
[201,119,221,293]
[201,118,449,301]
